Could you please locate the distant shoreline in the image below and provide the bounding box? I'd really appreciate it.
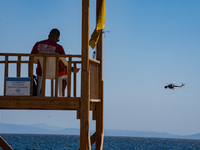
[0,123,200,140]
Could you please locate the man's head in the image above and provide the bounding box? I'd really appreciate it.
[48,28,60,42]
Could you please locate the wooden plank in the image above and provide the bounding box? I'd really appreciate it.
[0,96,98,111]
[96,0,103,93]
[17,56,21,77]
[90,64,92,98]
[90,102,96,111]
[96,0,104,149]
[81,0,89,72]
[73,63,77,97]
[89,58,100,64]
[90,132,97,146]
[89,63,100,99]
[29,56,34,96]
[4,56,8,96]
[0,96,80,110]
[72,60,82,64]
[40,57,46,96]
[77,108,80,119]
[0,136,13,150]
[55,57,59,97]
[92,109,97,120]
[51,79,54,97]
[95,63,100,98]
[96,81,104,150]
[89,63,94,98]
[0,96,81,101]
[67,57,72,97]
[80,70,90,150]
[80,0,91,149]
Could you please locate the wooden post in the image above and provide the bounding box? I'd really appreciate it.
[55,57,59,97]
[80,0,91,150]
[40,57,46,96]
[96,0,104,149]
[73,63,77,97]
[4,56,8,96]
[29,56,34,96]
[17,56,21,77]
[51,79,54,97]
[67,57,72,97]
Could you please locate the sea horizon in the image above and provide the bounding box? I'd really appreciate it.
[1,134,200,150]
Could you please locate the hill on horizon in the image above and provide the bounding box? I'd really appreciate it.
[0,123,199,139]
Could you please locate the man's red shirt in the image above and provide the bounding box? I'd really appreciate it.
[31,39,65,76]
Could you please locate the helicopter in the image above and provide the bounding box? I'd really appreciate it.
[164,83,185,90]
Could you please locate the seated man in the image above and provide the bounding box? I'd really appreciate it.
[31,28,80,96]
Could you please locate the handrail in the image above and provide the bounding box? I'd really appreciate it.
[0,53,82,58]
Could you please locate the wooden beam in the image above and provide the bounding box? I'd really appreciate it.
[4,56,8,96]
[77,108,81,119]
[67,57,72,97]
[96,81,104,150]
[51,79,54,97]
[0,97,80,110]
[81,0,89,72]
[17,56,21,77]
[92,109,97,120]
[89,58,100,64]
[78,132,97,150]
[29,56,34,96]
[80,71,91,150]
[90,132,97,146]
[0,96,99,111]
[55,57,59,97]
[96,0,104,149]
[40,57,46,96]
[73,63,77,97]
[0,136,13,150]
[80,0,91,149]
[96,0,103,78]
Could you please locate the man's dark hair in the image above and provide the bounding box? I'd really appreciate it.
[49,28,60,36]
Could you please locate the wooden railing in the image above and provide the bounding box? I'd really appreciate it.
[89,58,100,100]
[0,53,82,98]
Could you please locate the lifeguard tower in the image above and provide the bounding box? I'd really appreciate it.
[0,0,104,149]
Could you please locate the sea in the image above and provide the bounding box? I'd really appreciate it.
[1,134,200,150]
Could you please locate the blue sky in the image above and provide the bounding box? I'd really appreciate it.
[0,0,200,136]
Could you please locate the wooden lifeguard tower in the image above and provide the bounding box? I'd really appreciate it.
[0,0,104,149]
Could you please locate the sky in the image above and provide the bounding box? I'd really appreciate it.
[0,0,200,136]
